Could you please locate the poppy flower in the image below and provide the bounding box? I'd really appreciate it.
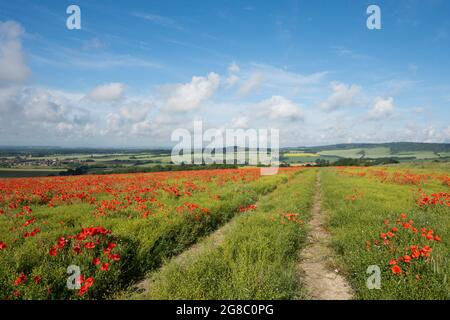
[100,263,109,271]
[388,259,397,265]
[0,241,7,250]
[434,235,441,241]
[49,246,57,256]
[73,244,82,254]
[108,253,121,261]
[79,285,88,296]
[403,255,411,263]
[92,257,100,265]
[84,241,95,249]
[85,277,94,288]
[33,275,42,284]
[391,265,402,275]
[14,273,27,286]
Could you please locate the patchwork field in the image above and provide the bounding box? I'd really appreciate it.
[0,164,449,300]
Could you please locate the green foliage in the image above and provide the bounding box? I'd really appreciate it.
[141,169,317,299]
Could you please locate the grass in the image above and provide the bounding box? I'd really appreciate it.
[0,168,63,178]
[284,153,319,157]
[318,147,443,160]
[0,169,292,299]
[136,168,317,300]
[320,166,450,299]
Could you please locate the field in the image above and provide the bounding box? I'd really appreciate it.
[0,164,449,300]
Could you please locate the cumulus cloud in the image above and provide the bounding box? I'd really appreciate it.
[162,72,220,112]
[228,61,240,74]
[225,62,240,88]
[87,83,125,102]
[230,116,250,129]
[367,97,395,119]
[0,20,31,86]
[319,82,362,111]
[257,95,304,121]
[102,99,154,136]
[0,87,95,142]
[238,72,264,96]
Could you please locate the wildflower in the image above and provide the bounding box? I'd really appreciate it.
[100,263,109,271]
[108,253,121,261]
[391,265,402,275]
[14,273,27,286]
[388,259,397,265]
[92,257,100,265]
[84,241,95,249]
[33,275,42,284]
[0,241,7,250]
[49,246,58,256]
[73,244,82,254]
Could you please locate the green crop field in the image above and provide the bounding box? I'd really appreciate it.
[1,163,449,300]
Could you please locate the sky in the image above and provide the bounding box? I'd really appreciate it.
[0,0,449,148]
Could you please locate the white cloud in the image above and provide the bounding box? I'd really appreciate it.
[257,95,304,121]
[163,72,220,112]
[367,97,395,119]
[238,72,264,96]
[319,82,362,111]
[225,61,240,88]
[0,21,31,86]
[230,116,250,129]
[228,61,240,74]
[247,64,327,90]
[0,87,95,143]
[87,83,125,102]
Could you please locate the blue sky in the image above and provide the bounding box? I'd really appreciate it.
[0,0,449,147]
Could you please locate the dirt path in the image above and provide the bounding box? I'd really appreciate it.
[298,173,353,300]
[132,220,234,295]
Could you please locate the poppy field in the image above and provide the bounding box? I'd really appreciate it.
[0,168,297,299]
[321,165,450,299]
[1,164,449,300]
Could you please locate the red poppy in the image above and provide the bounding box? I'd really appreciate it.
[92,257,100,265]
[108,253,121,261]
[84,241,95,249]
[85,277,94,288]
[49,246,57,256]
[73,244,82,254]
[14,273,27,286]
[391,265,402,275]
[33,275,42,284]
[0,241,7,250]
[100,262,109,271]
[388,259,397,265]
[79,285,88,296]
